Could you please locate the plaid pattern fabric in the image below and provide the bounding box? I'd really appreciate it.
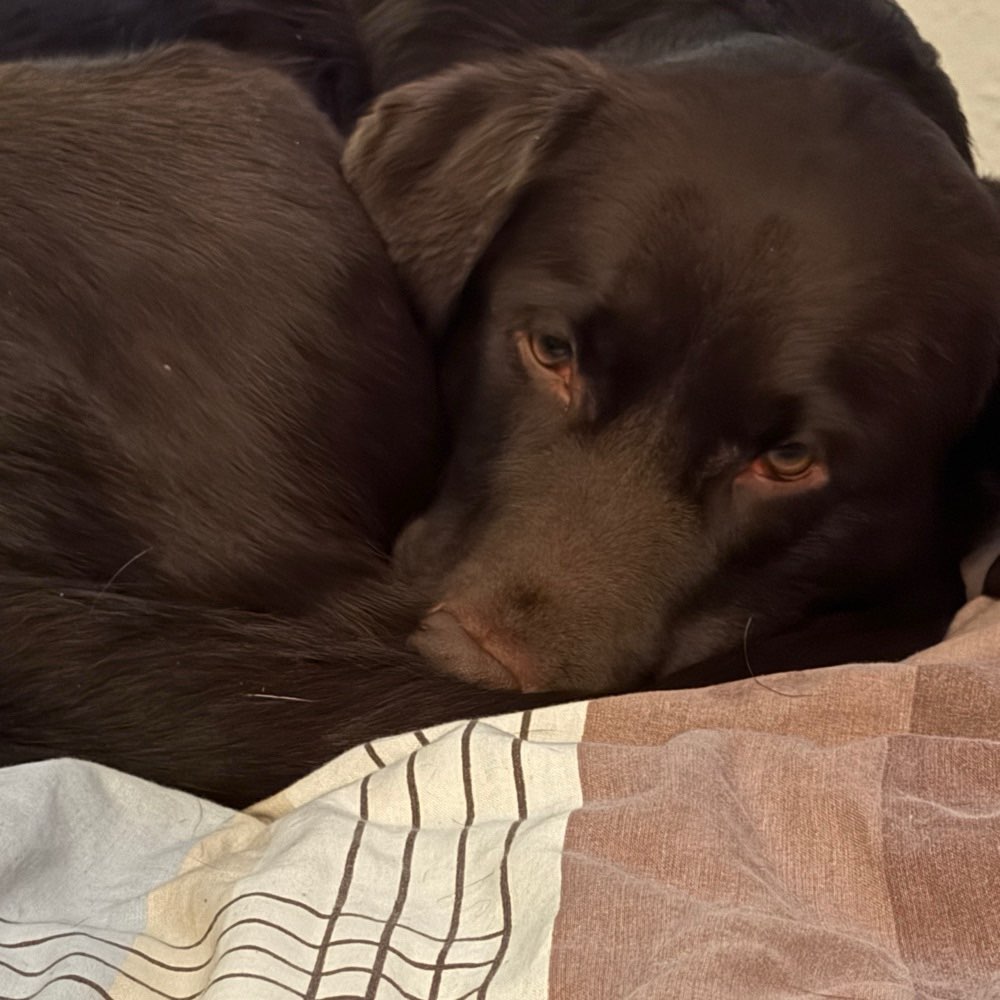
[1,596,999,999]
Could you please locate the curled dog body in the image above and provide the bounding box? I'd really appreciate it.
[0,43,438,611]
[0,8,998,805]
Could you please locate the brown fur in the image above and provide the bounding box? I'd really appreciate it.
[0,579,560,808]
[0,43,438,611]
[0,0,369,130]
[344,48,1000,694]
[0,9,998,806]
[0,43,561,807]
[352,0,973,165]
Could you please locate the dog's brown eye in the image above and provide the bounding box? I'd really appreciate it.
[759,442,815,480]
[736,441,828,496]
[530,332,575,368]
[515,329,581,410]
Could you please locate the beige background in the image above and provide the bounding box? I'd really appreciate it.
[903,0,1000,173]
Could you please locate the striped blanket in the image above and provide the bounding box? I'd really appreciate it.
[1,596,999,999]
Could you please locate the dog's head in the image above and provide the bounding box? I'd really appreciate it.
[344,48,1000,693]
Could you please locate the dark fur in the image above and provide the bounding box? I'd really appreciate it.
[0,579,559,808]
[344,45,1000,694]
[0,0,973,162]
[976,178,1000,595]
[0,6,998,806]
[354,0,973,165]
[0,0,369,130]
[0,44,566,808]
[0,44,440,612]
[303,0,997,613]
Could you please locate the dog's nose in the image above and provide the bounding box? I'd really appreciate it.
[410,606,542,691]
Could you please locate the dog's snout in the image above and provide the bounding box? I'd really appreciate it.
[410,605,545,692]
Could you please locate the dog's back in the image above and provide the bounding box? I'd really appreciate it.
[0,43,439,610]
[0,43,547,807]
[0,0,369,129]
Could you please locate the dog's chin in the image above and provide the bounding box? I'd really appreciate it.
[653,612,751,680]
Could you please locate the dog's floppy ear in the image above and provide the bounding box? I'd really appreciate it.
[342,51,608,332]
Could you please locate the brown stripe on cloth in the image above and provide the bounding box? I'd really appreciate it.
[304,773,372,1000]
[427,721,477,1000]
[363,751,422,999]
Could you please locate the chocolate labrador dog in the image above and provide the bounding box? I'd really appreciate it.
[0,44,564,806]
[344,44,1000,694]
[350,0,999,682]
[0,5,998,807]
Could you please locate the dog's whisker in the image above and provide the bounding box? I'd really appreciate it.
[742,616,809,699]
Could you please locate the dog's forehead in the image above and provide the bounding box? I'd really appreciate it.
[526,52,985,269]
[491,136,890,383]
[485,96,999,448]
